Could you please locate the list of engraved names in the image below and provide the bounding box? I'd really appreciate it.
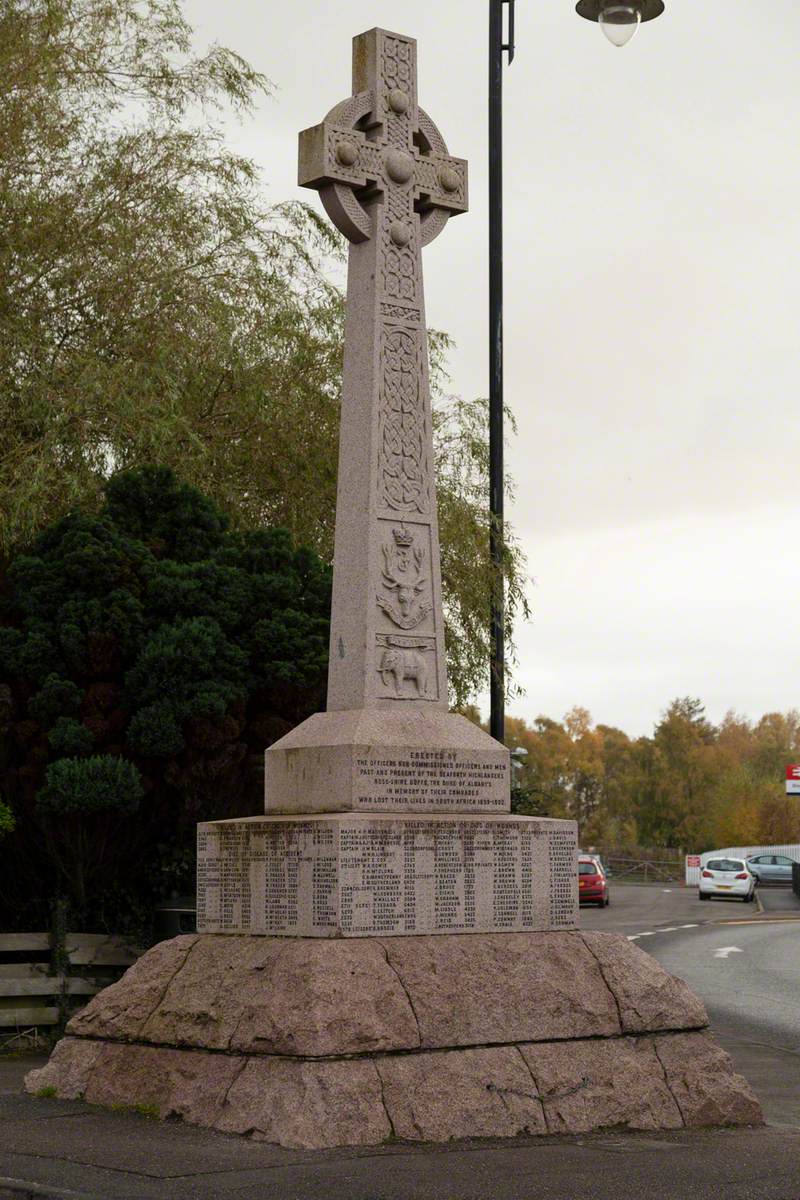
[197,818,577,938]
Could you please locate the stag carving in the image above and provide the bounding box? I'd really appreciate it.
[376,527,432,630]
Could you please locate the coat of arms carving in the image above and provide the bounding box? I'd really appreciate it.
[376,526,432,629]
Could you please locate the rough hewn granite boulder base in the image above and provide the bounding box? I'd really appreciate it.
[27,931,762,1147]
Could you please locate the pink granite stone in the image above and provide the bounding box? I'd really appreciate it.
[83,1042,241,1127]
[26,1033,762,1146]
[24,1036,104,1100]
[66,934,198,1041]
[228,938,420,1055]
[581,932,708,1033]
[653,1032,764,1127]
[383,932,620,1047]
[377,1046,546,1141]
[139,936,283,1049]
[520,1036,683,1134]
[137,936,419,1055]
[215,1057,391,1148]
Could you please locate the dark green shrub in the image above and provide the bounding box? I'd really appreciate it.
[0,465,330,934]
[37,756,143,816]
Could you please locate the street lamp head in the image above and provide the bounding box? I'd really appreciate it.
[576,1,665,48]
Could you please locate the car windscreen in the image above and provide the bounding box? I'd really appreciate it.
[578,862,599,875]
[706,859,744,872]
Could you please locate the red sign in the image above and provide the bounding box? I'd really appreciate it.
[686,855,701,868]
[787,766,800,795]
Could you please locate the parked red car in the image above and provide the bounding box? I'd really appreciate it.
[578,856,610,907]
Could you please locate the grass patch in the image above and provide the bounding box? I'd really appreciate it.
[35,1086,58,1098]
[109,1101,160,1119]
[134,1102,160,1119]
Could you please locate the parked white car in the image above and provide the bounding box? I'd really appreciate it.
[699,857,756,903]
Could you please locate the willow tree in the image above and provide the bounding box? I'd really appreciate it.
[0,0,528,706]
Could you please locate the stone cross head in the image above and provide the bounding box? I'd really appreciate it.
[298,27,467,251]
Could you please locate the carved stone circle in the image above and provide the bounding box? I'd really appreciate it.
[385,150,415,185]
[387,88,410,114]
[336,141,359,167]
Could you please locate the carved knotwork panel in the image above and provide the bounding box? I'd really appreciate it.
[381,188,419,305]
[380,35,415,150]
[378,326,429,514]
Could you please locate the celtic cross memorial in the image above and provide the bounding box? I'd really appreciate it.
[195,28,578,939]
[298,26,467,711]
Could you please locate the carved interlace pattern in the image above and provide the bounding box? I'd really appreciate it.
[324,127,384,185]
[381,302,420,322]
[378,328,429,514]
[381,188,418,304]
[381,36,413,150]
[415,157,466,208]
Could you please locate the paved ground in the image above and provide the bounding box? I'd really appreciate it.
[1,884,799,1200]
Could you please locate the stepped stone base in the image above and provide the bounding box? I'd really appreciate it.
[25,932,762,1148]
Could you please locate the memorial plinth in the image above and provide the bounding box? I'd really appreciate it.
[264,709,509,814]
[28,25,763,1147]
[196,813,577,937]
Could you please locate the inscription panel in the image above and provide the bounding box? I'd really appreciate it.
[197,815,578,938]
[354,750,507,809]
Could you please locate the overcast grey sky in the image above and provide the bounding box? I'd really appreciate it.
[187,0,800,737]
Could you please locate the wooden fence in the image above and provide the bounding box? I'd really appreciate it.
[0,933,140,1029]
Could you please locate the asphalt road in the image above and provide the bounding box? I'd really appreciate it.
[581,881,800,1127]
[0,885,798,1200]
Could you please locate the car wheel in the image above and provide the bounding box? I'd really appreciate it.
[604,894,610,907]
[699,892,709,900]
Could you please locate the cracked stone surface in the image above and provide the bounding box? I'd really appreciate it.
[66,935,198,1041]
[383,932,620,1047]
[62,932,646,1058]
[215,1057,391,1148]
[27,931,762,1147]
[25,1031,762,1148]
[520,1036,684,1134]
[24,1036,105,1100]
[377,1046,547,1141]
[654,1031,763,1127]
[140,937,420,1056]
[580,931,708,1033]
[84,1043,242,1128]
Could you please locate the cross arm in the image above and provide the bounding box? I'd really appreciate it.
[414,152,468,216]
[298,122,368,191]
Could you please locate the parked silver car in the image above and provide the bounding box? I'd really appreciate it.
[746,854,797,885]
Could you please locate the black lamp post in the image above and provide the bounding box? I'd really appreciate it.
[487,0,665,744]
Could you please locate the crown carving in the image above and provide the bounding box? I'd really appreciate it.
[392,526,414,547]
